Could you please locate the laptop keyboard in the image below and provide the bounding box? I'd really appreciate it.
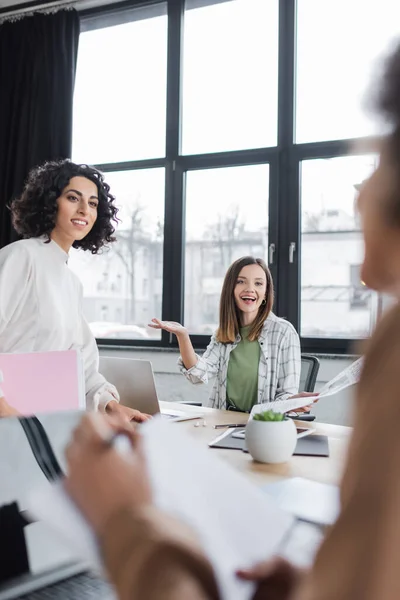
[19,572,115,599]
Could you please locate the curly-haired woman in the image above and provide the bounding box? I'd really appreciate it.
[0,159,148,422]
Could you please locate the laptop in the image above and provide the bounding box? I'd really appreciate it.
[0,561,114,599]
[99,357,202,422]
[0,413,115,600]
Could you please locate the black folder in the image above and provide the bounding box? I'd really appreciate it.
[209,429,329,457]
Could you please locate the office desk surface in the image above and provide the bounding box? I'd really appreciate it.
[160,401,351,487]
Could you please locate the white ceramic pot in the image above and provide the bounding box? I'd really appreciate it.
[245,418,297,464]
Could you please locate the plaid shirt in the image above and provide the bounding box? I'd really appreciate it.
[178,312,301,409]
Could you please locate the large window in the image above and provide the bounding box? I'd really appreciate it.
[69,168,165,340]
[182,0,278,154]
[300,156,377,339]
[296,0,400,143]
[184,165,269,333]
[73,6,167,163]
[72,4,167,342]
[70,0,398,352]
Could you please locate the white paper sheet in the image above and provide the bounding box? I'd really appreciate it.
[27,418,294,600]
[251,357,364,417]
[318,356,364,397]
[263,477,340,527]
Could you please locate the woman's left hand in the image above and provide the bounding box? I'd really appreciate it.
[65,413,152,535]
[105,400,151,423]
[286,391,319,413]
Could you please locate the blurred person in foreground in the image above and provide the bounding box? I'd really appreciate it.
[64,41,400,600]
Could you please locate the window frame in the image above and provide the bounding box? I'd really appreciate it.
[78,0,381,354]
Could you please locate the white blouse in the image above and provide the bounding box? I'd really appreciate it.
[0,237,118,410]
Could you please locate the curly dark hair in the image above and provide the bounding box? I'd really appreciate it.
[371,41,400,224]
[10,160,119,254]
[374,42,400,129]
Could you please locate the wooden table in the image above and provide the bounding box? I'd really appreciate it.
[160,401,352,487]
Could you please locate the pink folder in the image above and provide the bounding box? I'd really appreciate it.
[0,350,85,415]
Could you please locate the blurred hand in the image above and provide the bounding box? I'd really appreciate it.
[148,318,188,338]
[105,400,151,423]
[0,397,20,418]
[65,413,152,535]
[237,556,303,600]
[286,391,319,413]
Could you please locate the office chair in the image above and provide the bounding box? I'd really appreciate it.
[300,354,320,393]
[290,354,320,421]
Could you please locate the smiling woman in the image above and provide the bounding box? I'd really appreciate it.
[150,256,309,412]
[0,159,149,423]
[11,160,117,254]
[50,177,99,251]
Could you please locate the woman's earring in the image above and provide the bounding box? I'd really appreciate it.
[261,299,266,305]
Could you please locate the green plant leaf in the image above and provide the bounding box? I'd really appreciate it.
[253,410,286,422]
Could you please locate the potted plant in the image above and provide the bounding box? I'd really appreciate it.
[245,410,297,464]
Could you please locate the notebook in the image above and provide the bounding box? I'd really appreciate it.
[0,350,85,415]
[209,429,329,457]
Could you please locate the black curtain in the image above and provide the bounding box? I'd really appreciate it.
[0,10,80,248]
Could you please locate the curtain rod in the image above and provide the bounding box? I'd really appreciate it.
[0,1,77,22]
[0,0,112,23]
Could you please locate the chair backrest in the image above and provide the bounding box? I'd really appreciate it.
[299,354,320,392]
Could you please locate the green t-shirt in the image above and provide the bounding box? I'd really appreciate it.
[226,325,260,412]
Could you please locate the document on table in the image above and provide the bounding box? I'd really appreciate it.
[251,356,364,417]
[27,418,294,600]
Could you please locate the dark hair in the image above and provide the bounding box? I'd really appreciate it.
[372,41,400,224]
[216,256,274,344]
[10,160,119,254]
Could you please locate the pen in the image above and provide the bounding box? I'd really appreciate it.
[214,423,247,429]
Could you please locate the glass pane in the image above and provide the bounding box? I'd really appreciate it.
[184,164,269,333]
[69,169,165,340]
[296,0,400,143]
[300,156,378,339]
[72,6,167,164]
[182,0,279,154]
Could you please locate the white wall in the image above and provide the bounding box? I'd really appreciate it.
[99,346,356,427]
[312,356,356,426]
